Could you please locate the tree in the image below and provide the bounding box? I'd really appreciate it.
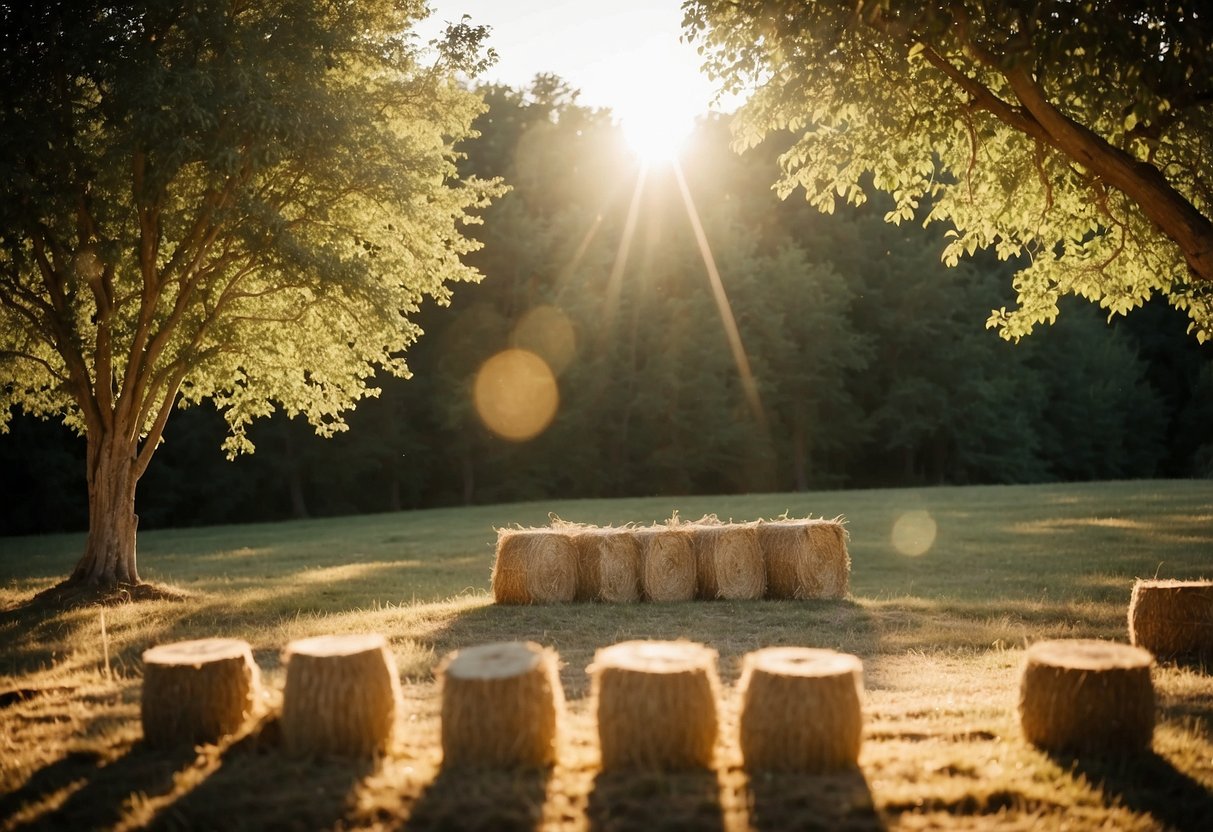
[0,1,501,589]
[683,0,1213,341]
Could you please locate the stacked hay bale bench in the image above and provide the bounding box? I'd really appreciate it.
[1018,639,1155,755]
[141,637,261,746]
[439,641,563,767]
[492,515,849,605]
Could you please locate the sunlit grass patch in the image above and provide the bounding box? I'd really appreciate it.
[2,480,1212,829]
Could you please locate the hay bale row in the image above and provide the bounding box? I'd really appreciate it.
[491,517,849,604]
[144,632,1162,767]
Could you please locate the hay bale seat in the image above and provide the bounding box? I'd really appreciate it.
[1129,579,1213,662]
[562,523,641,603]
[631,526,697,602]
[591,640,720,769]
[281,633,401,757]
[141,637,260,747]
[492,528,577,605]
[1019,639,1154,755]
[440,641,563,767]
[689,519,766,600]
[738,647,864,771]
[756,518,850,600]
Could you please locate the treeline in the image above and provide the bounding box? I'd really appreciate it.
[3,77,1210,534]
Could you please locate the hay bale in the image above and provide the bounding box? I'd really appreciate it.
[690,521,765,600]
[281,633,401,757]
[590,640,719,769]
[737,647,863,771]
[757,518,850,600]
[439,641,563,767]
[141,638,260,747]
[565,525,641,603]
[492,528,577,605]
[1019,639,1154,755]
[632,526,696,602]
[1128,579,1213,661]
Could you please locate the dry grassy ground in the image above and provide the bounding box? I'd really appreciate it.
[1,480,1211,830]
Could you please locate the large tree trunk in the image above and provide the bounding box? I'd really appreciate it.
[70,430,141,587]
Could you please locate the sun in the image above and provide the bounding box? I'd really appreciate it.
[620,100,694,164]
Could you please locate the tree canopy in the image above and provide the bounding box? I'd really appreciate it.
[0,0,500,586]
[683,0,1213,341]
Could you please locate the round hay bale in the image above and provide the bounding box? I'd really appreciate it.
[141,638,260,747]
[757,518,850,600]
[492,528,577,605]
[632,526,696,603]
[691,522,765,600]
[1019,639,1154,755]
[567,526,641,603]
[439,641,563,767]
[737,647,863,771]
[1128,579,1213,661]
[281,633,401,757]
[590,640,719,769]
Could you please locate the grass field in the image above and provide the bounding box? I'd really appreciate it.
[1,480,1211,830]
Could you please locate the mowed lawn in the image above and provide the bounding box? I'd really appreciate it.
[1,480,1211,830]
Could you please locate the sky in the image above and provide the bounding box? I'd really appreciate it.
[414,0,726,131]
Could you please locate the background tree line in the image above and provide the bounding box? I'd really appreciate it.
[3,76,1210,535]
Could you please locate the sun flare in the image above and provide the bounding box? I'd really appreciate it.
[620,101,694,164]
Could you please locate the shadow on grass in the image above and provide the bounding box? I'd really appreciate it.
[421,598,876,697]
[2,744,195,831]
[587,768,724,832]
[150,739,372,830]
[405,764,550,831]
[745,767,884,831]
[1061,750,1213,831]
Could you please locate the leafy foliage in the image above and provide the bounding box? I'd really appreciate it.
[0,0,501,454]
[683,0,1213,341]
[1,74,1197,535]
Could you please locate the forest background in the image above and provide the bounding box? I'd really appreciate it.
[3,76,1210,535]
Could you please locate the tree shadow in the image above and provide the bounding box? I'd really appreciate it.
[587,768,724,832]
[745,766,884,831]
[2,743,196,830]
[404,764,551,831]
[1059,750,1213,831]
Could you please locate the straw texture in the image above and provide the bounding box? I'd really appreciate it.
[591,640,719,769]
[738,647,864,771]
[141,637,260,747]
[1128,579,1213,661]
[492,528,577,604]
[440,641,563,767]
[281,633,401,757]
[758,518,850,600]
[632,526,697,602]
[690,521,766,600]
[1019,639,1154,755]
